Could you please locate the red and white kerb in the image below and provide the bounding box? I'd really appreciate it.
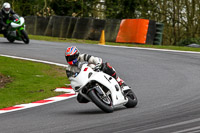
[0,87,76,114]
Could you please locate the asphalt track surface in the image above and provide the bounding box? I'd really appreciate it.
[0,38,200,133]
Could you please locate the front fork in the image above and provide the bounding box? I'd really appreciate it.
[79,84,108,102]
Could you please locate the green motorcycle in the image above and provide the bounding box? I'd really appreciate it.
[6,14,29,44]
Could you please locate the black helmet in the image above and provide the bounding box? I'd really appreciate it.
[65,46,79,65]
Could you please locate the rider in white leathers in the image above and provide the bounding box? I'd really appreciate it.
[65,46,128,103]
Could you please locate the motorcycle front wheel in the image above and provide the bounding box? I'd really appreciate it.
[21,30,29,44]
[124,89,138,108]
[88,89,114,113]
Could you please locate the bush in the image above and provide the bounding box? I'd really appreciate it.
[177,38,200,46]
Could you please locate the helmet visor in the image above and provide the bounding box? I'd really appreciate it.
[4,8,10,11]
[65,54,78,62]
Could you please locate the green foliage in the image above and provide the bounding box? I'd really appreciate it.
[0,0,144,18]
[177,38,200,46]
[50,0,79,16]
[49,0,99,17]
[105,0,142,19]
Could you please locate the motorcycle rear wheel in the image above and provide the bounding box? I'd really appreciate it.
[88,89,114,113]
[21,30,29,44]
[124,89,138,108]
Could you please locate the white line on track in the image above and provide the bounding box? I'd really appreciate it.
[115,117,200,133]
[171,126,200,133]
[101,44,200,54]
[138,117,200,133]
[0,54,68,67]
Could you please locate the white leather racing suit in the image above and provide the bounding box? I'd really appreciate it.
[66,53,102,75]
[65,53,127,103]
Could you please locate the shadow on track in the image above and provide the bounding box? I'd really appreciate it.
[60,106,127,115]
[0,41,28,45]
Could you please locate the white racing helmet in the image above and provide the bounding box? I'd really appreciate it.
[2,2,11,14]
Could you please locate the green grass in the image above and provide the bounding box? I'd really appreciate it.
[29,35,100,44]
[0,56,68,108]
[28,35,200,52]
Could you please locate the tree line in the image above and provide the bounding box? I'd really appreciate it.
[0,0,200,45]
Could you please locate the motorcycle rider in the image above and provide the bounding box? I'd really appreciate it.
[0,2,16,37]
[65,46,129,103]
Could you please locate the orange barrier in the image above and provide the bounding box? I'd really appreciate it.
[116,19,149,44]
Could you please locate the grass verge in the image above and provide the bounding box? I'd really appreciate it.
[0,56,68,109]
[29,35,200,52]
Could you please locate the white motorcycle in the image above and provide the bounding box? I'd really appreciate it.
[69,63,138,113]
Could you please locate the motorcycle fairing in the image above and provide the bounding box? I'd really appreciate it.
[70,64,128,106]
[10,17,25,29]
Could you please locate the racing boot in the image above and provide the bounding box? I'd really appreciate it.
[116,77,131,94]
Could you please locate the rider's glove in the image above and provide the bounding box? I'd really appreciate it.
[94,63,102,71]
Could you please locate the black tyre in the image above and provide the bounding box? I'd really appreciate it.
[7,37,15,43]
[124,89,138,108]
[88,89,114,113]
[77,93,90,103]
[21,30,29,44]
